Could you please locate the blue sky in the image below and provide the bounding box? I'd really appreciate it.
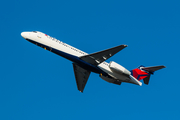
[0,0,180,119]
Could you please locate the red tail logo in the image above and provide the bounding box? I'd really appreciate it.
[131,68,149,81]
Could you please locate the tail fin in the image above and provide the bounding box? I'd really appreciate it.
[131,65,165,85]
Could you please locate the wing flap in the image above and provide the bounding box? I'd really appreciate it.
[80,45,127,66]
[73,63,91,92]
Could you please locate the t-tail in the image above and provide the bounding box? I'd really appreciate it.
[131,65,166,85]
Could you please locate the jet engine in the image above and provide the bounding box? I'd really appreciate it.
[100,75,121,85]
[109,61,131,76]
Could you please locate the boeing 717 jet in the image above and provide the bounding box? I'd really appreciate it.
[21,31,165,92]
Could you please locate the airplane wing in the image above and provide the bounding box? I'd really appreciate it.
[80,45,127,66]
[73,63,91,92]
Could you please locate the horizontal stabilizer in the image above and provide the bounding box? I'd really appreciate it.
[142,65,166,73]
[131,65,165,85]
[143,75,150,85]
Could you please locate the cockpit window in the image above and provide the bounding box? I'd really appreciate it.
[32,31,37,33]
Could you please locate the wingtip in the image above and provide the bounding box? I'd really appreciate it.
[79,90,83,93]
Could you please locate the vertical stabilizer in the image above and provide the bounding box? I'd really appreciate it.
[131,65,150,81]
[131,65,165,85]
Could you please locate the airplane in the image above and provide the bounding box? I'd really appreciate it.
[21,31,165,92]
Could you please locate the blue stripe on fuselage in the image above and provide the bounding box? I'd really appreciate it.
[26,39,109,76]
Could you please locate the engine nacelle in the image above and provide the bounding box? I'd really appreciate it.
[109,61,131,76]
[100,75,121,85]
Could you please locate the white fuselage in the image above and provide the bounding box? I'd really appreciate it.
[21,31,142,86]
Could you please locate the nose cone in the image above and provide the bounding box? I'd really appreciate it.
[21,32,29,39]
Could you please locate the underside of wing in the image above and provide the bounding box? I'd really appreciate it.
[73,63,91,92]
[80,45,127,66]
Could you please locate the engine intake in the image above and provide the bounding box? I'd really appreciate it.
[109,61,131,76]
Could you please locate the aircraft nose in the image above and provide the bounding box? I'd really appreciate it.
[21,32,29,39]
